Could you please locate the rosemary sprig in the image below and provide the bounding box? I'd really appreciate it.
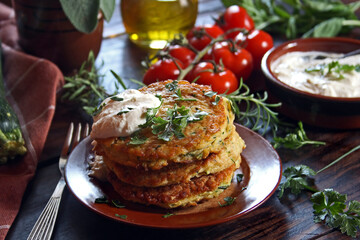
[222,79,281,134]
[61,51,126,115]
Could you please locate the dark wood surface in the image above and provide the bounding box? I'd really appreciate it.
[6,0,360,239]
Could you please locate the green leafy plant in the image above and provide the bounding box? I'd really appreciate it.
[305,61,360,79]
[311,189,360,238]
[222,0,360,39]
[61,51,124,115]
[273,122,326,149]
[60,0,116,33]
[278,145,360,238]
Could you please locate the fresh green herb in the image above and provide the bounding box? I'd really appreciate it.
[222,0,360,39]
[94,196,109,204]
[61,51,126,115]
[139,100,163,129]
[110,96,124,101]
[173,88,197,101]
[165,80,179,91]
[150,104,208,142]
[112,200,126,208]
[129,131,148,145]
[117,108,133,115]
[204,91,217,97]
[305,61,360,79]
[278,145,360,238]
[115,214,127,219]
[278,165,317,198]
[223,80,281,134]
[219,196,236,207]
[212,95,221,106]
[236,174,244,183]
[162,213,175,218]
[311,189,360,238]
[218,185,230,190]
[279,145,360,199]
[273,122,326,149]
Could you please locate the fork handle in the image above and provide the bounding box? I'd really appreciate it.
[27,177,66,240]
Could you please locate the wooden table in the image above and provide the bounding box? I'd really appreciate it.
[6,0,360,239]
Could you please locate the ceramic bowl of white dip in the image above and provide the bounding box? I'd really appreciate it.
[261,37,360,129]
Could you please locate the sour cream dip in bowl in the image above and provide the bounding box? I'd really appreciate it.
[261,37,360,129]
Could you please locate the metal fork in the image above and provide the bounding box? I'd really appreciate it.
[27,122,89,240]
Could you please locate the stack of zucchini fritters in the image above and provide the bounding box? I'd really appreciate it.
[91,80,245,208]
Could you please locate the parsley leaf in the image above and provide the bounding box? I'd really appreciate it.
[219,196,236,207]
[273,122,326,149]
[162,213,175,218]
[110,96,124,101]
[151,104,208,142]
[305,61,360,79]
[278,165,317,198]
[311,189,360,238]
[236,173,244,183]
[115,214,127,219]
[129,131,148,145]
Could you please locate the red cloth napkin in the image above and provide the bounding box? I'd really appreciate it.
[0,3,64,239]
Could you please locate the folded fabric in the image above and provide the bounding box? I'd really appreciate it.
[0,3,64,239]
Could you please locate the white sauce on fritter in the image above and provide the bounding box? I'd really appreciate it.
[90,89,161,139]
[271,51,360,98]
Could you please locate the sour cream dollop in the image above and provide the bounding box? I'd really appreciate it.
[271,51,360,98]
[90,89,161,139]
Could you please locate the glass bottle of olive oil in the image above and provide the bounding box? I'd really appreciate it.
[121,0,198,49]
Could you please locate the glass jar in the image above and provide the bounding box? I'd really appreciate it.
[121,0,198,49]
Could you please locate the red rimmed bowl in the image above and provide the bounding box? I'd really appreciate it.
[261,37,360,129]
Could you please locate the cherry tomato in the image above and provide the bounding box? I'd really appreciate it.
[217,5,255,39]
[186,24,224,51]
[167,45,196,68]
[243,29,274,69]
[143,58,183,85]
[191,62,238,94]
[210,41,253,81]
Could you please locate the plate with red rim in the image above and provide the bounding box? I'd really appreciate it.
[64,123,282,229]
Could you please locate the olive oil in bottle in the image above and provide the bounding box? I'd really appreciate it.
[121,0,198,49]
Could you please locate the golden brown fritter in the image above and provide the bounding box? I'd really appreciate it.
[107,164,237,209]
[93,80,235,170]
[104,129,245,187]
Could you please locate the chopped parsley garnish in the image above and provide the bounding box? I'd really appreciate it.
[94,196,126,208]
[151,104,209,142]
[112,200,126,208]
[305,61,360,79]
[165,80,178,91]
[204,91,217,97]
[115,214,127,219]
[173,88,197,101]
[236,174,244,183]
[219,196,236,207]
[110,96,124,101]
[92,102,106,116]
[218,185,230,190]
[162,213,175,218]
[212,95,221,106]
[129,131,148,145]
[94,196,108,204]
[117,107,134,115]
